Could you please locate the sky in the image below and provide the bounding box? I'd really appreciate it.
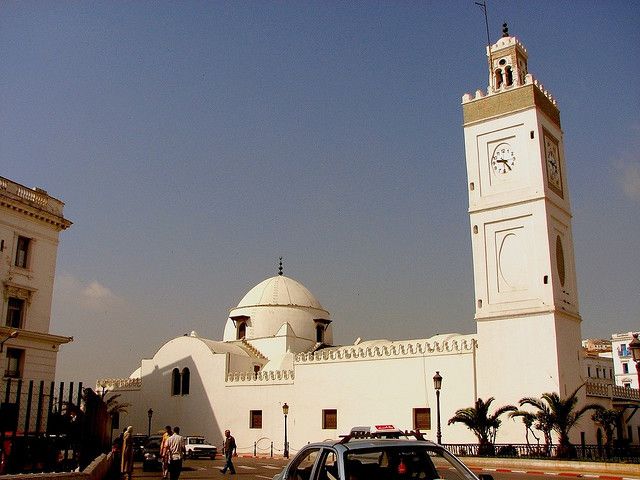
[1,1,638,386]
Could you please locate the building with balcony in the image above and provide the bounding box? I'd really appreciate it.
[0,176,73,382]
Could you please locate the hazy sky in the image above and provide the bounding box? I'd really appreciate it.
[2,1,638,386]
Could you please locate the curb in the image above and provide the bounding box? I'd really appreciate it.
[469,466,640,480]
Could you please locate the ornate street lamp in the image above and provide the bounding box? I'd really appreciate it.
[629,333,640,388]
[282,403,289,458]
[433,371,443,444]
[147,408,154,436]
[0,330,19,353]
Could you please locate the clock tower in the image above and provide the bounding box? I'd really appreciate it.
[462,27,583,413]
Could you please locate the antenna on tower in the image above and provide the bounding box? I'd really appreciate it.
[475,0,493,85]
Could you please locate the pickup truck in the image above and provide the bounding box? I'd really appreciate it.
[184,436,217,459]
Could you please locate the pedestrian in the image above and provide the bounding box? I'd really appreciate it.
[160,425,173,479]
[220,429,237,474]
[120,426,134,480]
[165,426,186,480]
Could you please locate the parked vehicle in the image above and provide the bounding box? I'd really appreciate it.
[132,434,148,461]
[273,431,494,480]
[184,436,217,459]
[142,435,163,471]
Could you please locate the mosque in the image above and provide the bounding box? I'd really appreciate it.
[97,30,639,452]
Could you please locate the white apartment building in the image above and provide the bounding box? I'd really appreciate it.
[611,332,640,389]
[0,176,72,382]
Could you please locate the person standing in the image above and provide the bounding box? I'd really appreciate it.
[160,425,173,479]
[120,426,134,480]
[165,426,186,480]
[220,429,237,474]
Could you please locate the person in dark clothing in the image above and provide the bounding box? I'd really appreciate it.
[219,429,237,474]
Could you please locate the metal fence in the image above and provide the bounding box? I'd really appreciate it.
[0,378,111,475]
[444,443,640,463]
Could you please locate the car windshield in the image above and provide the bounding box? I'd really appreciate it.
[191,438,205,444]
[345,446,477,480]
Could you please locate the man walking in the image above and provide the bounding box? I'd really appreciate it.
[220,429,237,474]
[165,426,186,480]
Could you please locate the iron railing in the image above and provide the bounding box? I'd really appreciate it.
[0,378,112,474]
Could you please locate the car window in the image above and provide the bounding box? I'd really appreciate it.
[286,448,321,480]
[316,449,338,480]
[346,446,477,480]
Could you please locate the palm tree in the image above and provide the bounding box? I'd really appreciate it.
[448,397,516,456]
[509,410,540,450]
[519,384,601,458]
[591,408,620,457]
[103,393,131,416]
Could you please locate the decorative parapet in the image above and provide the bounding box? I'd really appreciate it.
[226,369,295,385]
[0,176,66,216]
[296,337,477,364]
[586,382,640,402]
[96,378,142,391]
[461,74,556,107]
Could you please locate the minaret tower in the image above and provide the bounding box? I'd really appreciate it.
[462,26,583,418]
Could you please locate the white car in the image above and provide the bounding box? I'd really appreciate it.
[184,436,217,459]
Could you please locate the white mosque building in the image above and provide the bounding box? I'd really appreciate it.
[98,30,640,452]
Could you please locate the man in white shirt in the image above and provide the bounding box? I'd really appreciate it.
[165,426,186,480]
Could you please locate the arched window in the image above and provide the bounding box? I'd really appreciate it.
[505,66,513,87]
[181,368,190,395]
[495,69,503,89]
[171,368,181,396]
[237,322,247,340]
[316,324,324,343]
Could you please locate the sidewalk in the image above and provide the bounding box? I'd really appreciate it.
[462,457,640,480]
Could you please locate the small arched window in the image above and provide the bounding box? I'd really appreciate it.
[237,322,247,340]
[505,66,513,87]
[171,368,181,396]
[495,69,503,89]
[181,368,190,395]
[316,325,324,343]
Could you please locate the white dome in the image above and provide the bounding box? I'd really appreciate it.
[236,275,325,310]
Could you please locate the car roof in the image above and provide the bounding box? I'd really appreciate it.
[304,437,440,453]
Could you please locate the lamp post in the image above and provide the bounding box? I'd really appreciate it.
[433,371,443,444]
[0,330,19,353]
[629,333,640,388]
[282,403,289,458]
[147,408,153,436]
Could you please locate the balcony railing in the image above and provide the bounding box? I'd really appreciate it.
[0,176,65,217]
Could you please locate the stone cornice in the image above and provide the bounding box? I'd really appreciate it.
[226,370,295,385]
[96,378,142,391]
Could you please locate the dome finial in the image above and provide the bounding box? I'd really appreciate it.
[502,22,509,37]
[278,257,283,276]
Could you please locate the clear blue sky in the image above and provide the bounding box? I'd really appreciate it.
[2,1,638,386]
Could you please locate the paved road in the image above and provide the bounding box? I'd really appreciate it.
[131,458,640,480]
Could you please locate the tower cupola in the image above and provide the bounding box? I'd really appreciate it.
[488,23,529,93]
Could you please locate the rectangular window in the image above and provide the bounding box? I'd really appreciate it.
[587,366,591,377]
[596,368,600,378]
[5,348,24,378]
[413,408,431,430]
[6,298,24,329]
[15,236,30,268]
[250,410,262,429]
[322,409,337,430]
[623,363,629,374]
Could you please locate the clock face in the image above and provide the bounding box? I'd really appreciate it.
[544,133,563,196]
[491,143,516,175]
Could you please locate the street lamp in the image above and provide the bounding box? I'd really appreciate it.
[282,403,289,458]
[433,371,443,444]
[0,330,19,353]
[147,408,153,436]
[629,333,640,388]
